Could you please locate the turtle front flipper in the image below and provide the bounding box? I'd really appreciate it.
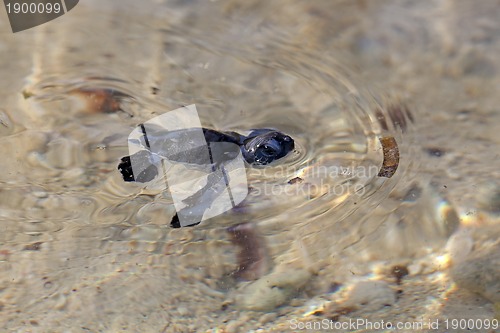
[118,150,158,183]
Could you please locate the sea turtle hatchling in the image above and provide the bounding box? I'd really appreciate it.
[118,126,295,227]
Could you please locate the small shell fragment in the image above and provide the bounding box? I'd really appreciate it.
[378,136,399,178]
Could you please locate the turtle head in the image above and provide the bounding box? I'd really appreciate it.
[242,130,294,165]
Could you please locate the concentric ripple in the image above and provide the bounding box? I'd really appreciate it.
[20,37,429,285]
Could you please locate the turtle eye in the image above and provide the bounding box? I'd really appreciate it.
[259,145,278,157]
[253,142,281,164]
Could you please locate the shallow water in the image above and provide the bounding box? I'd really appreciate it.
[1,1,499,332]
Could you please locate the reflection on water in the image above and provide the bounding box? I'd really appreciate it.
[1,0,499,331]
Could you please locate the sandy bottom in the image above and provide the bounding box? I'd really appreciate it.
[0,0,499,332]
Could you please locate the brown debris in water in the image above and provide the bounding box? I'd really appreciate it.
[378,136,399,178]
[227,222,269,281]
[21,89,35,99]
[288,176,303,185]
[391,265,409,285]
[23,242,43,251]
[70,88,125,114]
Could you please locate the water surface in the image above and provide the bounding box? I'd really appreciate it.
[1,1,499,332]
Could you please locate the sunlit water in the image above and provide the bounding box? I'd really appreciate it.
[1,0,499,331]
